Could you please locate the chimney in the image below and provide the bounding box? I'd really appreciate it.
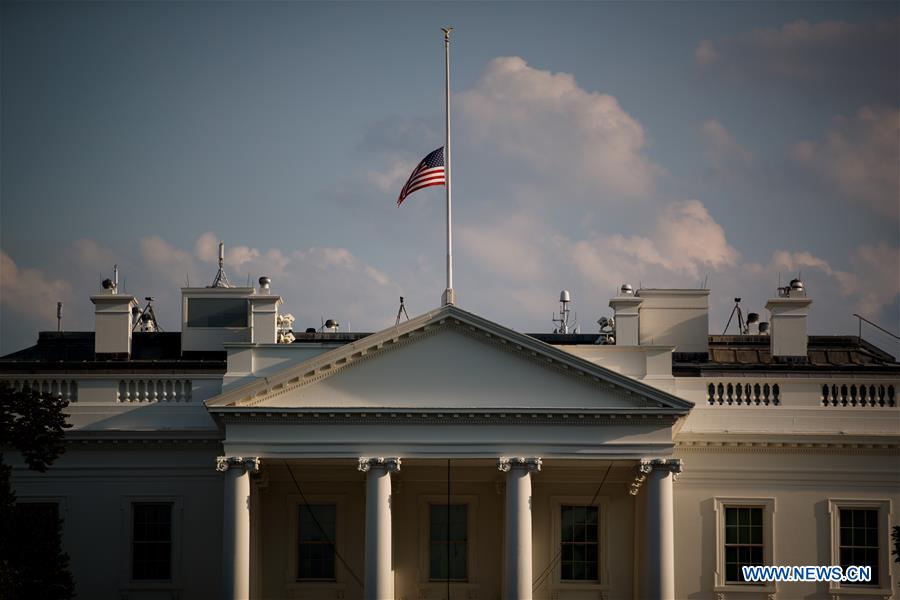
[634,288,710,356]
[765,278,811,361]
[90,277,138,359]
[609,284,642,346]
[249,277,282,344]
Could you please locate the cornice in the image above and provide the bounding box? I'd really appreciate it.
[210,410,680,427]
[676,440,900,455]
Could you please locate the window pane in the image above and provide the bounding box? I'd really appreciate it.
[187,298,248,328]
[838,508,879,586]
[132,503,172,581]
[298,504,336,580]
[429,505,468,580]
[723,506,764,583]
[560,505,599,582]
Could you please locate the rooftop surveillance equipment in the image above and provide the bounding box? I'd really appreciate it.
[57,302,63,333]
[552,290,577,334]
[777,276,806,298]
[595,315,615,345]
[620,283,634,296]
[132,297,162,333]
[395,296,410,326]
[259,276,271,294]
[722,297,747,335]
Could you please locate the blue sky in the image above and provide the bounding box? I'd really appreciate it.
[1,1,898,354]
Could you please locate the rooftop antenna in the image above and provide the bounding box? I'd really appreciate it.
[246,273,251,287]
[395,296,410,326]
[209,241,233,288]
[113,264,119,294]
[56,302,63,333]
[702,274,708,289]
[552,290,577,334]
[722,297,746,335]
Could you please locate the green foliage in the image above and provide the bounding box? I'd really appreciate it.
[0,382,75,599]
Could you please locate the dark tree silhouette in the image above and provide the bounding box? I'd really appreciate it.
[0,382,75,599]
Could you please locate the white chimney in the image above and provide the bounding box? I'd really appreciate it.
[765,279,811,360]
[609,284,642,346]
[635,288,710,355]
[249,287,283,344]
[91,293,139,359]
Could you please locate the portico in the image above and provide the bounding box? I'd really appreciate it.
[206,305,692,599]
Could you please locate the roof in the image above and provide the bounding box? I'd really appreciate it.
[3,328,896,376]
[0,331,225,372]
[673,335,899,375]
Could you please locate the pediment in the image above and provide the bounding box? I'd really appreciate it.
[205,306,692,414]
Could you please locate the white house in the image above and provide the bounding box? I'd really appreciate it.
[2,256,898,600]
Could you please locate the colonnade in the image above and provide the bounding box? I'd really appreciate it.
[217,456,680,600]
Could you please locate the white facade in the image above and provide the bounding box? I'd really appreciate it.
[2,279,898,600]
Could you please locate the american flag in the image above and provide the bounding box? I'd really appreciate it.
[397,147,445,206]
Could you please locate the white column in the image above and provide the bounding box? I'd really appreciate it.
[498,457,541,600]
[358,457,401,600]
[638,458,681,600]
[217,456,260,600]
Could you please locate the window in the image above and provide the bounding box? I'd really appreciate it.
[714,498,775,593]
[429,504,467,581]
[829,499,892,592]
[186,298,247,327]
[724,507,764,583]
[132,502,172,580]
[560,505,599,581]
[838,508,879,585]
[298,504,336,580]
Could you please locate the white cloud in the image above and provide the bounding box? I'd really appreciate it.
[457,56,660,198]
[793,106,899,217]
[367,159,414,195]
[194,232,220,263]
[700,119,754,166]
[140,235,199,287]
[0,250,72,320]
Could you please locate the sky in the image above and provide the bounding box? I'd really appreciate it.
[1,1,898,355]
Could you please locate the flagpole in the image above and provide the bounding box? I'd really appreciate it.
[441,27,456,306]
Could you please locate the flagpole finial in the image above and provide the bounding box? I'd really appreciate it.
[442,27,453,42]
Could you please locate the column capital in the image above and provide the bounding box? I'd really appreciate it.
[497,456,542,473]
[644,458,683,475]
[630,458,683,495]
[216,456,261,473]
[358,457,401,473]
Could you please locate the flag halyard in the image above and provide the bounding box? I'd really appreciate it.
[397,147,446,206]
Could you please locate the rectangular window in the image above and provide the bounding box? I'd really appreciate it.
[186,298,247,328]
[724,506,764,583]
[429,504,467,581]
[298,504,336,580]
[560,505,599,581]
[839,508,879,586]
[132,502,172,581]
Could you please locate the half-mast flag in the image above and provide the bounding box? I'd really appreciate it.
[397,147,445,206]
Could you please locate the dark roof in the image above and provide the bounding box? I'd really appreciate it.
[673,335,899,375]
[3,330,896,376]
[0,331,225,372]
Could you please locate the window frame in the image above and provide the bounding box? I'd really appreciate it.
[417,494,480,596]
[427,502,469,582]
[119,496,183,592]
[297,503,338,581]
[827,498,893,596]
[549,495,610,595]
[284,493,348,597]
[713,497,775,596]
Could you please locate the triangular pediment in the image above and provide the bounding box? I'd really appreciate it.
[205,305,692,414]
